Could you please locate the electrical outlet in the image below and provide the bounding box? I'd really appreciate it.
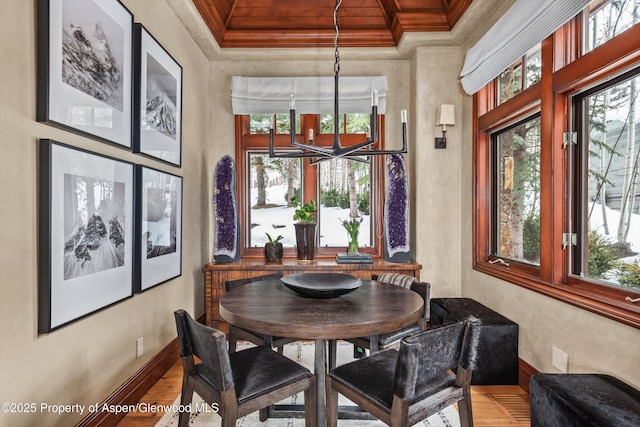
[136,337,144,358]
[552,346,568,373]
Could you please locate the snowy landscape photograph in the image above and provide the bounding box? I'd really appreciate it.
[137,166,182,292]
[39,141,134,332]
[145,53,178,139]
[38,0,133,147]
[63,173,126,280]
[134,24,182,165]
[143,171,179,259]
[61,0,124,111]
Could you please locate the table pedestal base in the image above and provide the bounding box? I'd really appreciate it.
[266,339,375,424]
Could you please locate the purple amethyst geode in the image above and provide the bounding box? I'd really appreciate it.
[384,154,410,262]
[213,155,240,263]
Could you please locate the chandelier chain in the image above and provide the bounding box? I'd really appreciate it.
[267,0,408,162]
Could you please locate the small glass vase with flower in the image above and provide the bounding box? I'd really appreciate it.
[341,217,363,255]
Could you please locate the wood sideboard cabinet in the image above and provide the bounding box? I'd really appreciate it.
[203,258,422,332]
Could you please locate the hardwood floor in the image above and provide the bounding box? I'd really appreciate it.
[470,386,530,426]
[116,358,530,426]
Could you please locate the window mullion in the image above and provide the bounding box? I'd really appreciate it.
[540,34,561,284]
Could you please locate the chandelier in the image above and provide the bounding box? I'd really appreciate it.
[269,0,408,164]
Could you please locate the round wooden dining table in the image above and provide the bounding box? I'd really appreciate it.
[219,277,424,425]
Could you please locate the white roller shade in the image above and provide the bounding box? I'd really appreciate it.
[231,76,388,114]
[460,0,592,95]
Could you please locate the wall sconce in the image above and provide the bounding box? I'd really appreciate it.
[435,104,455,149]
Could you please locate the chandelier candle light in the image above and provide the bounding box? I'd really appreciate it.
[269,0,408,163]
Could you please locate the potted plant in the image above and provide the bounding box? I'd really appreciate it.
[292,196,317,223]
[291,196,317,261]
[264,233,284,262]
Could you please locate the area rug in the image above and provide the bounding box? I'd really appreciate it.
[156,341,461,427]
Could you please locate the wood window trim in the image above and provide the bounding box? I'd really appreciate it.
[235,115,386,260]
[473,26,640,329]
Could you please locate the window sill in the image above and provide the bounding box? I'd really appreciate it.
[474,261,640,329]
[241,246,382,259]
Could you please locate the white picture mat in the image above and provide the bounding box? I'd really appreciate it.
[47,0,132,146]
[49,143,133,328]
[139,27,182,164]
[140,167,182,290]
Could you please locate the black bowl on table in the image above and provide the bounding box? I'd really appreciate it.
[281,273,362,298]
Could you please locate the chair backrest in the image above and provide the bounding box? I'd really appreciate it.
[392,318,481,401]
[375,273,417,289]
[174,309,234,392]
[225,272,284,291]
[375,273,431,322]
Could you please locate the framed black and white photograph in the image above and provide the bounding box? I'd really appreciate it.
[37,0,133,148]
[38,140,134,333]
[134,165,182,292]
[133,24,182,166]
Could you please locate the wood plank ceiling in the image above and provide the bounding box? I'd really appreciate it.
[192,0,474,48]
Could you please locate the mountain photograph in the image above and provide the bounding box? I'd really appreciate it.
[63,173,126,281]
[61,0,124,111]
[144,54,178,139]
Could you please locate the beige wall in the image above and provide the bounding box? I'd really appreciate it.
[0,0,210,425]
[410,47,464,297]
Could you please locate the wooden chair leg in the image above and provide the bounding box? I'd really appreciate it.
[228,332,238,353]
[457,394,474,427]
[259,406,269,421]
[177,386,193,427]
[390,395,410,427]
[325,376,338,427]
[277,346,284,354]
[328,339,337,369]
[369,335,379,353]
[305,376,317,427]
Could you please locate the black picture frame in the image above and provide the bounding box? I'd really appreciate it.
[38,140,134,333]
[134,165,183,292]
[37,0,134,149]
[133,24,183,166]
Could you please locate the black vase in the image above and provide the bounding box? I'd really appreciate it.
[294,223,316,261]
[264,243,283,262]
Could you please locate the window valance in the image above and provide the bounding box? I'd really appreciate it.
[459,0,591,95]
[231,76,388,115]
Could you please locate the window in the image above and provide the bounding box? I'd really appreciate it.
[474,1,640,328]
[247,153,301,248]
[237,113,383,258]
[250,113,300,134]
[319,158,372,248]
[317,113,373,248]
[570,68,640,293]
[498,44,542,104]
[584,0,640,52]
[492,116,541,266]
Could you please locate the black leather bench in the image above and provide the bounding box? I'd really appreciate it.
[530,373,640,427]
[430,297,519,385]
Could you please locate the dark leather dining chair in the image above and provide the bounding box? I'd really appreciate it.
[326,317,481,427]
[331,273,430,367]
[225,273,298,353]
[174,309,317,427]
